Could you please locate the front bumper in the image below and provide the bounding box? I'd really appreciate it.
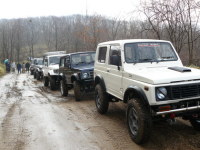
[79,79,94,92]
[152,99,200,116]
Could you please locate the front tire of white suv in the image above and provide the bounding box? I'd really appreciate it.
[95,84,109,114]
[127,98,152,144]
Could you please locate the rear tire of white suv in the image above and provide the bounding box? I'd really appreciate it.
[127,98,152,144]
[95,84,109,114]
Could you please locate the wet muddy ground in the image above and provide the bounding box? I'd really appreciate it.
[0,73,200,150]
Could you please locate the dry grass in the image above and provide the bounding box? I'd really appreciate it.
[0,63,5,76]
[188,64,200,69]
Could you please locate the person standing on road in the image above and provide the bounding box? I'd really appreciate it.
[25,62,30,73]
[17,63,22,74]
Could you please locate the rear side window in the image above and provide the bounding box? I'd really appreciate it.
[98,47,107,63]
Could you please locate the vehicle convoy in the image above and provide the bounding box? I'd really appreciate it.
[43,51,66,90]
[94,39,200,144]
[30,58,43,76]
[59,51,95,101]
[33,58,44,80]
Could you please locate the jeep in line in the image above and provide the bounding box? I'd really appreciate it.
[59,51,95,101]
[94,39,200,144]
[43,51,67,90]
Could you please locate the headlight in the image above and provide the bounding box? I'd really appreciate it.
[156,87,167,100]
[82,72,89,79]
[53,69,59,73]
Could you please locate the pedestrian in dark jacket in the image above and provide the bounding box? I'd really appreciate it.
[25,62,30,73]
[17,63,22,74]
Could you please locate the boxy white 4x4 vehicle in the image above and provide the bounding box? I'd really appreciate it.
[43,51,66,90]
[94,39,200,144]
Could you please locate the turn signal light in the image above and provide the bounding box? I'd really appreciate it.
[159,105,171,112]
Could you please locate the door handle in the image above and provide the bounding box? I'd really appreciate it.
[107,69,110,72]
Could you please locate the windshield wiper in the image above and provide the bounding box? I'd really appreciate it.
[139,59,154,62]
[87,61,94,64]
[75,62,85,65]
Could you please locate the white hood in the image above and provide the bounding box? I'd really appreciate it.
[126,66,200,84]
[49,64,59,70]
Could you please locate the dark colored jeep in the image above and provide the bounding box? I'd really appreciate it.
[59,51,95,101]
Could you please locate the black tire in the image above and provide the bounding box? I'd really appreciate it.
[30,70,34,75]
[43,77,49,87]
[127,98,152,144]
[49,77,56,90]
[190,118,200,131]
[95,84,109,114]
[36,72,40,80]
[73,81,82,101]
[60,80,68,96]
[33,72,36,79]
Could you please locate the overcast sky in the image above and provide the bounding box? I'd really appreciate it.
[0,0,140,20]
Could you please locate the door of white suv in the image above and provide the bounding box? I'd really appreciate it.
[106,47,123,99]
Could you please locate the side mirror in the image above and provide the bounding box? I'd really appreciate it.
[110,55,121,70]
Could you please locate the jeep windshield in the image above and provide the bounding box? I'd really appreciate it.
[124,42,178,63]
[37,59,43,65]
[71,52,95,66]
[49,56,61,65]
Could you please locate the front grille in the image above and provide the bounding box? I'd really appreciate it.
[89,71,94,79]
[171,84,200,99]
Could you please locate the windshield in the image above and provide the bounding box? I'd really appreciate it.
[37,59,43,65]
[49,56,61,65]
[71,52,95,66]
[124,42,178,63]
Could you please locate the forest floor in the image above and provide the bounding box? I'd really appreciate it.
[0,73,200,150]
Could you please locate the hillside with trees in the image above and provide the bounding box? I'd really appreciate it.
[0,0,200,65]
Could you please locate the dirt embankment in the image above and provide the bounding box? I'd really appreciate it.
[0,73,199,150]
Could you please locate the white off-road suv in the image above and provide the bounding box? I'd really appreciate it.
[94,39,200,144]
[43,51,66,90]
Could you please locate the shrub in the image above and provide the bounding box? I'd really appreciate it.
[0,63,5,76]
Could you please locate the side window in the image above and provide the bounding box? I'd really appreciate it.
[109,46,121,66]
[60,58,65,67]
[98,47,107,63]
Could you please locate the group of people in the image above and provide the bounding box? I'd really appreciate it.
[4,59,30,74]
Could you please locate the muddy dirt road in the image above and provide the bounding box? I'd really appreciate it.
[0,73,200,150]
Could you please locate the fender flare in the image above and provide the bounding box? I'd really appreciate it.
[94,75,106,91]
[123,86,149,107]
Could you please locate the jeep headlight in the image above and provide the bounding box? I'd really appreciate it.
[53,69,59,73]
[156,87,167,100]
[82,72,89,79]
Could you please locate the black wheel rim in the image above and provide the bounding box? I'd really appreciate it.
[128,107,139,136]
[95,91,101,108]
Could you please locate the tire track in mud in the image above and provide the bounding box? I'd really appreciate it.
[0,75,31,150]
[58,100,137,150]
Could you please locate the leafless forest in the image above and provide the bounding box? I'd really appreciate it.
[1,0,200,65]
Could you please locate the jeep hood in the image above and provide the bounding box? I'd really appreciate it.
[127,66,200,84]
[49,64,59,70]
[72,64,94,71]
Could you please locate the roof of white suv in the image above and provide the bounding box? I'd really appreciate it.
[98,39,170,46]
